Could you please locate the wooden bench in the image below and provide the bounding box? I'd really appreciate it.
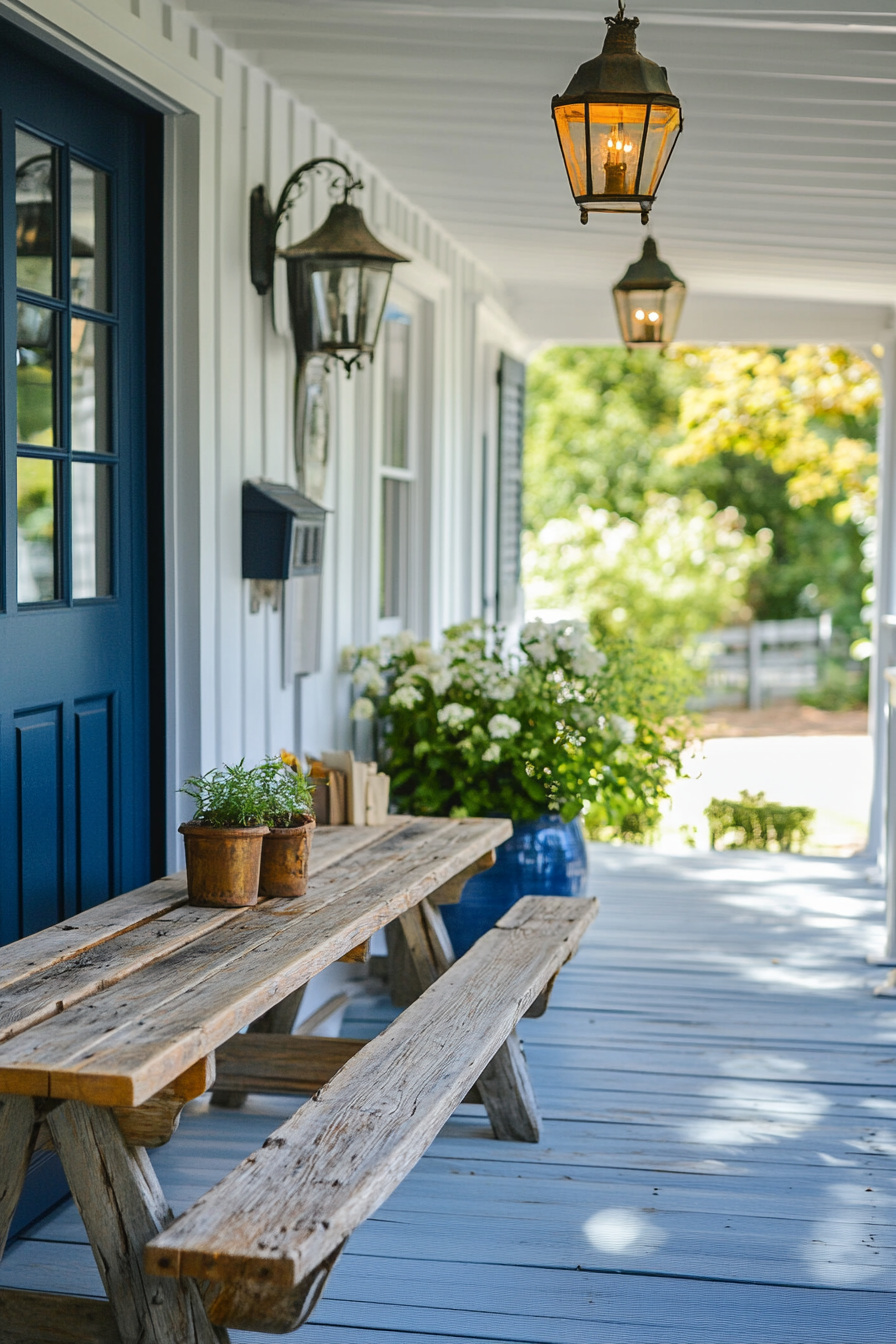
[144,895,598,1334]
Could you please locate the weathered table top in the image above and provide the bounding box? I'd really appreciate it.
[0,815,511,1108]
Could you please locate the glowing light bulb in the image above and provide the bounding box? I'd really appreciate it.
[635,309,645,321]
[648,311,660,322]
[624,142,633,153]
[615,139,622,150]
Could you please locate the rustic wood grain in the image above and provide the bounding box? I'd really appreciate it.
[428,850,496,904]
[113,1057,215,1149]
[0,905,235,1046]
[210,986,307,1109]
[0,818,510,1107]
[475,1028,541,1142]
[47,1102,225,1344]
[144,895,597,1322]
[0,1095,38,1260]
[0,1289,123,1344]
[212,1033,483,1103]
[0,820,409,1014]
[0,875,189,994]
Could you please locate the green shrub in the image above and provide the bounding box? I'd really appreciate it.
[706,791,814,852]
[342,620,691,836]
[799,660,868,711]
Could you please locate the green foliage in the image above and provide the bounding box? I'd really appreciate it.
[524,490,769,648]
[524,346,694,532]
[180,757,314,828]
[706,791,815,852]
[253,756,315,827]
[799,660,868,712]
[343,622,691,839]
[523,343,880,650]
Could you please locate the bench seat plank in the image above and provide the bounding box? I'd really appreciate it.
[0,818,510,1107]
[145,895,597,1331]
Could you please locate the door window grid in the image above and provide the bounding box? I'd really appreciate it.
[379,312,413,625]
[13,126,116,608]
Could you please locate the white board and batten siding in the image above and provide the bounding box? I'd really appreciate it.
[0,0,528,870]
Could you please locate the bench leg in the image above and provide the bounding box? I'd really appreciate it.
[211,985,306,1109]
[390,900,542,1143]
[47,1101,226,1344]
[476,1029,541,1143]
[0,1095,39,1261]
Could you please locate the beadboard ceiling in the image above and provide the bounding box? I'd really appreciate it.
[184,1,896,342]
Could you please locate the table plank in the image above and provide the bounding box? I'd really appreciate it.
[0,818,511,1107]
[0,819,412,998]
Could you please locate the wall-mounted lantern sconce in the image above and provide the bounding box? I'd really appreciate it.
[552,1,682,225]
[250,157,408,375]
[612,236,686,348]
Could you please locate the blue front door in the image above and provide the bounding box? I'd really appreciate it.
[0,34,160,948]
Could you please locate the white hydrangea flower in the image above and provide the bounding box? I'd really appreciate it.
[390,684,423,710]
[437,703,475,730]
[339,645,357,673]
[428,667,454,695]
[488,713,521,740]
[352,660,385,695]
[349,696,375,722]
[571,646,607,678]
[482,743,501,763]
[394,630,418,654]
[610,713,636,745]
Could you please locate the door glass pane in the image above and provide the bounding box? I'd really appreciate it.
[71,160,110,312]
[16,130,56,296]
[72,320,111,454]
[72,462,112,599]
[380,476,409,621]
[17,457,57,603]
[16,303,56,446]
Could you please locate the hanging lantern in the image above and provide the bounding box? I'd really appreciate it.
[612,236,686,348]
[250,158,408,375]
[552,1,682,225]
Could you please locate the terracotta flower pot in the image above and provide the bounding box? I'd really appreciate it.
[178,822,269,908]
[258,815,316,898]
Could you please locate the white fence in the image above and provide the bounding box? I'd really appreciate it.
[691,615,833,710]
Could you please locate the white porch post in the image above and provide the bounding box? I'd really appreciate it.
[867,336,896,968]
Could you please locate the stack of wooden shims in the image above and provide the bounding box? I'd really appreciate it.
[308,750,390,826]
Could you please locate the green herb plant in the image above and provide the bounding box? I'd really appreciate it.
[706,791,815,852]
[180,757,314,828]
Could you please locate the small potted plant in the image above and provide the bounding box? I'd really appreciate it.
[178,761,270,907]
[256,754,317,898]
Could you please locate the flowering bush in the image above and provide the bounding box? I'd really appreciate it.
[342,621,691,838]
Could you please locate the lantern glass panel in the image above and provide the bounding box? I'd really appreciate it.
[357,265,391,350]
[311,263,361,348]
[588,104,646,200]
[638,104,682,196]
[553,104,587,197]
[614,283,685,348]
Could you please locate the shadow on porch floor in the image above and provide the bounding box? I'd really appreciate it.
[2,844,894,1343]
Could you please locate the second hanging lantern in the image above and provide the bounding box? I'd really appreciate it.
[612,236,686,349]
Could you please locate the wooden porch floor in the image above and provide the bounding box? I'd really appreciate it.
[3,845,895,1343]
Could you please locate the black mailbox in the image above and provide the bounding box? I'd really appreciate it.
[242,480,327,580]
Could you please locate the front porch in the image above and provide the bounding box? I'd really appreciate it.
[3,846,893,1343]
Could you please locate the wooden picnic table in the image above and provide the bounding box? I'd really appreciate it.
[0,814,512,1343]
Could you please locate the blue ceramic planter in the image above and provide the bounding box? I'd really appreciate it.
[440,814,588,957]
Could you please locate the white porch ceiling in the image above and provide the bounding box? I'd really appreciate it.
[184,1,896,343]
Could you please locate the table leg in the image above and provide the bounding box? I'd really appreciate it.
[389,899,542,1142]
[0,1094,38,1260]
[46,1101,226,1344]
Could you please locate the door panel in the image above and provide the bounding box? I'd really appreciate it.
[16,704,63,936]
[0,33,158,946]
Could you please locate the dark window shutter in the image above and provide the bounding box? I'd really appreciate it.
[496,353,525,624]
